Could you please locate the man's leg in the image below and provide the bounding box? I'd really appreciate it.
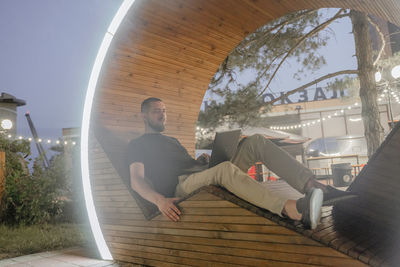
[175,161,288,216]
[231,134,313,193]
[230,134,358,205]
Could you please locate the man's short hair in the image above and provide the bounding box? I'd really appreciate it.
[141,97,162,113]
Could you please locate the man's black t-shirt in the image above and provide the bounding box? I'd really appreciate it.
[127,133,204,197]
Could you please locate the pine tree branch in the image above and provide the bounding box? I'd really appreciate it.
[263,69,359,105]
[238,10,317,49]
[388,30,400,38]
[253,50,287,86]
[210,57,229,87]
[367,16,386,66]
[257,9,348,97]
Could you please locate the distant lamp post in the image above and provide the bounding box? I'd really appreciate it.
[375,72,382,83]
[391,65,400,79]
[1,119,13,130]
[375,64,400,129]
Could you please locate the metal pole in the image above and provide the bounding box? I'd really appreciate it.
[319,111,325,138]
[343,109,348,135]
[25,113,50,169]
[387,88,394,129]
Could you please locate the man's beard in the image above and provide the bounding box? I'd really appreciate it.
[148,120,165,132]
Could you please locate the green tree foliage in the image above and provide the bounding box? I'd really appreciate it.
[198,8,385,156]
[210,10,330,88]
[199,9,345,131]
[198,84,269,129]
[326,53,400,98]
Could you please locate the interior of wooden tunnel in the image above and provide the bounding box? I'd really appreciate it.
[91,0,400,155]
[85,0,400,263]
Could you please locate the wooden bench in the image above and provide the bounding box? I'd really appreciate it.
[90,122,400,266]
[87,1,400,265]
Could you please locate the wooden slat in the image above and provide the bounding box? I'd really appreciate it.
[100,213,267,224]
[88,0,400,266]
[113,253,188,267]
[104,229,345,258]
[102,223,322,246]
[108,238,365,267]
[101,218,296,235]
[96,201,137,208]
[111,247,234,267]
[110,243,311,267]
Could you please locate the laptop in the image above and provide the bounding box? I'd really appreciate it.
[208,129,242,168]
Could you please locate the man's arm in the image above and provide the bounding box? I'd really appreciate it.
[129,162,181,221]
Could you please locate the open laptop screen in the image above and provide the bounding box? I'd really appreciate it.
[208,129,242,168]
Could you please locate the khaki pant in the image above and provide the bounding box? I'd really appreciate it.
[174,134,314,215]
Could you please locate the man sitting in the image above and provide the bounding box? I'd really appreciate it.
[128,97,356,229]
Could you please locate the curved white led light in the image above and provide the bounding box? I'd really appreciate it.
[81,0,135,260]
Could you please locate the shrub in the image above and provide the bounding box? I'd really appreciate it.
[1,170,63,225]
[0,135,70,225]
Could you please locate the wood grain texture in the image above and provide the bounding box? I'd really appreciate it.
[92,0,400,155]
[88,0,400,265]
[89,135,366,266]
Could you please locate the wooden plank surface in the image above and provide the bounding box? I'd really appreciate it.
[88,0,400,265]
[89,137,365,266]
[91,0,400,155]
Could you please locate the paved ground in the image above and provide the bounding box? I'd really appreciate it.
[0,247,120,267]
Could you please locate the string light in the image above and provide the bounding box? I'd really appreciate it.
[270,92,400,130]
[269,101,366,130]
[1,134,77,146]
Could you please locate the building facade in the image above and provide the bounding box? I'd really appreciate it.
[0,92,26,135]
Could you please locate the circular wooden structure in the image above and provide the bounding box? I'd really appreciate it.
[92,0,400,153]
[86,0,400,265]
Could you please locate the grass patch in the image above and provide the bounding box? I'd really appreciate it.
[0,223,91,260]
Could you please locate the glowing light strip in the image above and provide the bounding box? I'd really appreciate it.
[81,0,135,260]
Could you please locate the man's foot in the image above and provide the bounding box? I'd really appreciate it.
[323,185,358,206]
[297,188,323,230]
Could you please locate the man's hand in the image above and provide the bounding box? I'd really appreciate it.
[130,163,182,222]
[155,196,181,222]
[196,153,210,165]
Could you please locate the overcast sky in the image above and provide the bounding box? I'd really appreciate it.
[0,0,122,142]
[1,2,356,154]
